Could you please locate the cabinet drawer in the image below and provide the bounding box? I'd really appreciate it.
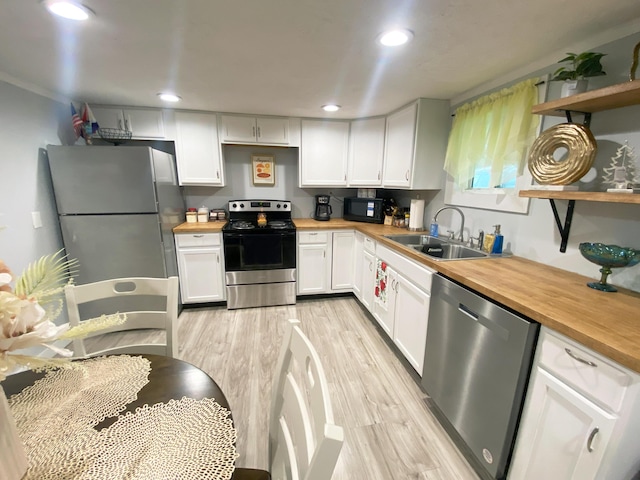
[538,329,631,412]
[176,233,221,248]
[298,231,329,244]
[363,235,376,253]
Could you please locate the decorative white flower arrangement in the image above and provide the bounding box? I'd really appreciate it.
[0,250,126,381]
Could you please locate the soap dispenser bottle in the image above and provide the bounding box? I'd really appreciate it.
[491,225,504,254]
[429,218,439,237]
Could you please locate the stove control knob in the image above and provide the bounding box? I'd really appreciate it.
[276,203,281,208]
[283,203,289,210]
[240,203,245,208]
[232,203,237,208]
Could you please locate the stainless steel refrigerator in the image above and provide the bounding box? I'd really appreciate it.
[47,145,185,315]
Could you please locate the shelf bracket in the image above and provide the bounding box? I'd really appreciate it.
[549,199,575,253]
[563,110,592,128]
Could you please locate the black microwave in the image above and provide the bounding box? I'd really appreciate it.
[343,197,385,224]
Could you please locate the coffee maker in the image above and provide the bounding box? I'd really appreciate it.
[313,194,332,221]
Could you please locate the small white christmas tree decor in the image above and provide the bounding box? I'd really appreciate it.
[602,141,638,192]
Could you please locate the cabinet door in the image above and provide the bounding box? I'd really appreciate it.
[353,232,364,299]
[177,246,225,303]
[508,368,616,480]
[361,250,376,312]
[256,117,289,144]
[383,102,417,188]
[124,109,165,138]
[300,119,349,186]
[174,112,224,186]
[297,243,330,294]
[348,117,385,186]
[373,265,397,337]
[92,107,126,131]
[393,274,430,376]
[331,231,355,291]
[220,115,257,143]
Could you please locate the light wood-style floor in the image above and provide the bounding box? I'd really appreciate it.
[89,296,479,479]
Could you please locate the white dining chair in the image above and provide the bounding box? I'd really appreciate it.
[64,276,179,358]
[234,319,344,480]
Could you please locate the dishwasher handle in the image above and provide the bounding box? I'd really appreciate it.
[459,303,479,321]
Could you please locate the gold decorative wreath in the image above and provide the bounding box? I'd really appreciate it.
[528,123,597,185]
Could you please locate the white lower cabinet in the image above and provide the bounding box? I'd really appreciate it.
[509,328,640,480]
[353,232,376,311]
[331,231,354,291]
[297,230,355,295]
[297,232,332,295]
[175,233,225,303]
[373,244,434,376]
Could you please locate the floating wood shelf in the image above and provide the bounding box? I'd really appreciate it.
[519,190,640,253]
[532,80,640,117]
[519,190,640,204]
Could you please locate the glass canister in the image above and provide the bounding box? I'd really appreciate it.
[197,206,209,223]
[186,208,197,223]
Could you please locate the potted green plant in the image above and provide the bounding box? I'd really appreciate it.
[551,51,606,97]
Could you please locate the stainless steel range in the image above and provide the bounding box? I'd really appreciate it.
[222,200,296,309]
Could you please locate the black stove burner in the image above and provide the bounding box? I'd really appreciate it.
[268,220,288,229]
[230,220,256,230]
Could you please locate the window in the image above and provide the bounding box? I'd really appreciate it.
[443,77,545,213]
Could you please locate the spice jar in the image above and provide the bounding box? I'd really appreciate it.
[186,208,197,223]
[197,206,209,223]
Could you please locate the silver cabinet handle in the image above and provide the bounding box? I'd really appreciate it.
[310,232,317,236]
[587,427,599,452]
[257,126,261,138]
[193,234,204,238]
[252,126,256,138]
[216,253,220,264]
[565,348,597,367]
[216,170,220,179]
[117,115,124,130]
[405,170,409,181]
[377,171,381,180]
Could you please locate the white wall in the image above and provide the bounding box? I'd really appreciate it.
[0,80,67,280]
[183,144,353,220]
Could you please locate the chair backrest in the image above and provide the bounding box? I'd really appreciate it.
[64,276,179,358]
[269,319,344,480]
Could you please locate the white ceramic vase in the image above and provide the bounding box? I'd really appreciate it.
[0,386,29,480]
[560,79,588,98]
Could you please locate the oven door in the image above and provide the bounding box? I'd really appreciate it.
[223,231,296,272]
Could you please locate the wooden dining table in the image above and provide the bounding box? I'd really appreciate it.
[3,354,232,430]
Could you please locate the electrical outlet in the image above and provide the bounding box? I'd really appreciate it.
[31,211,42,229]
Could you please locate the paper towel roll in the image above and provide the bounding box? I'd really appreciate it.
[409,199,425,231]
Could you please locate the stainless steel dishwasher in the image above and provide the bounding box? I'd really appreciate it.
[421,274,539,480]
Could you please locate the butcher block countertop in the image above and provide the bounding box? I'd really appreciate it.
[175,218,640,373]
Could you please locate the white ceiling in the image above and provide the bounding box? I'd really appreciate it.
[2,1,640,118]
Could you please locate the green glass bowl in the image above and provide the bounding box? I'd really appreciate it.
[579,242,640,292]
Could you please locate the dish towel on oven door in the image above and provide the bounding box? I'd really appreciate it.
[374,259,388,310]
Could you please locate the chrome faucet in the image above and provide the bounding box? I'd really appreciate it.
[433,206,465,243]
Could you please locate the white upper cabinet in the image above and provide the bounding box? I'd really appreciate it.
[174,111,224,186]
[219,114,295,145]
[348,117,386,186]
[382,98,450,189]
[92,106,165,139]
[300,119,350,187]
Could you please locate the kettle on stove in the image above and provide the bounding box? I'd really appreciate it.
[313,194,332,221]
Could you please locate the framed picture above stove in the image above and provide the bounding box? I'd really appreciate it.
[251,154,275,185]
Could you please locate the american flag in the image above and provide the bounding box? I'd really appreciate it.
[71,103,82,139]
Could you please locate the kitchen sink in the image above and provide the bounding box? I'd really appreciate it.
[413,243,490,260]
[384,234,493,261]
[383,234,440,246]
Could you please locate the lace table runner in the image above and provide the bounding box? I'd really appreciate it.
[8,355,237,480]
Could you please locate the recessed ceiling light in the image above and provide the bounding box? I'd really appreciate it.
[158,93,182,103]
[43,1,94,21]
[377,29,414,47]
[322,104,341,112]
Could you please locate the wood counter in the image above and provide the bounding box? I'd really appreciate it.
[174,218,640,373]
